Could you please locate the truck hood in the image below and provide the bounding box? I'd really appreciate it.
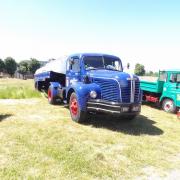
[87,69,139,82]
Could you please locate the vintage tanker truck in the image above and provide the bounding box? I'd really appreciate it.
[34,53,142,123]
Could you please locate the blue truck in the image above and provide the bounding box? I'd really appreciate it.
[34,53,142,123]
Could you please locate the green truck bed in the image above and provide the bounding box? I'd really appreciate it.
[140,80,164,93]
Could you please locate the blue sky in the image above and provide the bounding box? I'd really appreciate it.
[0,0,180,71]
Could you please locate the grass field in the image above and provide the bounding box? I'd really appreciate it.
[0,79,180,179]
[0,78,41,99]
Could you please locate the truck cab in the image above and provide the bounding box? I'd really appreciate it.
[35,53,142,123]
[140,70,180,113]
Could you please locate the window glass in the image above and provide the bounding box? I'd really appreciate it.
[104,56,122,71]
[83,55,122,71]
[71,58,80,72]
[159,71,167,81]
[169,73,180,83]
[83,56,104,70]
[177,74,180,83]
[170,73,177,83]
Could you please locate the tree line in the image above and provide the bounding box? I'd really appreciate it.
[0,57,158,77]
[134,63,158,77]
[0,57,41,77]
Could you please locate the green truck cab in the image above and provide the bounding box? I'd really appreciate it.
[140,70,180,113]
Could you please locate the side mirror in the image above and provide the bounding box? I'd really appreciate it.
[69,58,74,65]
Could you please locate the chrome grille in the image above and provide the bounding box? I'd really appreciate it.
[120,80,140,103]
[134,81,140,102]
[121,81,131,103]
[93,78,119,102]
[93,78,140,103]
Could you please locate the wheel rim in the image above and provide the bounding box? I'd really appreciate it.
[164,101,173,112]
[48,89,52,101]
[70,97,78,116]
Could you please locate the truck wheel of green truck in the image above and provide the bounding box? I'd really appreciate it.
[69,93,87,123]
[162,99,176,113]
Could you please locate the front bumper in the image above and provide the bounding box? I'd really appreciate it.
[87,99,141,115]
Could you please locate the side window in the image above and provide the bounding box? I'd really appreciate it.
[170,73,180,83]
[69,57,80,72]
[177,74,180,83]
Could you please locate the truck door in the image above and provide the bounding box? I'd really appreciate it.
[66,56,81,87]
[166,73,180,102]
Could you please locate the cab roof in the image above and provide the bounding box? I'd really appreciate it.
[69,53,120,59]
[160,69,180,73]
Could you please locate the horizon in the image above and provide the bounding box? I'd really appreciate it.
[0,0,180,71]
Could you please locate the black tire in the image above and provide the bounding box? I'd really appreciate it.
[162,98,176,113]
[48,88,56,104]
[69,93,87,123]
[35,82,42,91]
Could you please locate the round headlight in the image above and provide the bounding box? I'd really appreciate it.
[90,91,97,99]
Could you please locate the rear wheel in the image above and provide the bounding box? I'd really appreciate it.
[35,82,41,91]
[162,99,176,113]
[48,88,56,104]
[69,93,87,123]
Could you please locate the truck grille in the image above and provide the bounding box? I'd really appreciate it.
[121,80,140,103]
[134,81,140,102]
[93,79,120,102]
[121,81,131,103]
[93,78,140,103]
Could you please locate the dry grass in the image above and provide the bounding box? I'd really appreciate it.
[0,98,180,179]
[0,78,180,179]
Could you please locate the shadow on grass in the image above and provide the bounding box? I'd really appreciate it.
[84,114,163,136]
[0,114,12,122]
[142,101,161,110]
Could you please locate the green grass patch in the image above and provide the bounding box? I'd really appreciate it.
[0,99,180,179]
[0,78,41,99]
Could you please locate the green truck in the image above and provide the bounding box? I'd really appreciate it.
[140,70,180,113]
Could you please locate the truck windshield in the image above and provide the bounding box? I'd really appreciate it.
[83,56,122,71]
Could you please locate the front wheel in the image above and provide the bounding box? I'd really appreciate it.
[69,93,87,123]
[162,99,176,113]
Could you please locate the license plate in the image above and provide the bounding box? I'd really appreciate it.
[132,106,139,112]
[122,107,129,112]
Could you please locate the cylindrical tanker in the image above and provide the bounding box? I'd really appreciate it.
[34,57,67,91]
[35,57,67,75]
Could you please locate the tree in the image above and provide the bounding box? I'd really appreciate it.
[18,60,29,78]
[29,58,40,74]
[4,57,17,77]
[0,59,5,72]
[134,63,145,76]
[145,71,159,77]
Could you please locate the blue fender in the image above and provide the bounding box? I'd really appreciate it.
[49,82,62,99]
[67,82,101,111]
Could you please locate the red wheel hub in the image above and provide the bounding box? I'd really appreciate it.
[70,98,78,116]
[166,104,170,109]
[48,89,52,100]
